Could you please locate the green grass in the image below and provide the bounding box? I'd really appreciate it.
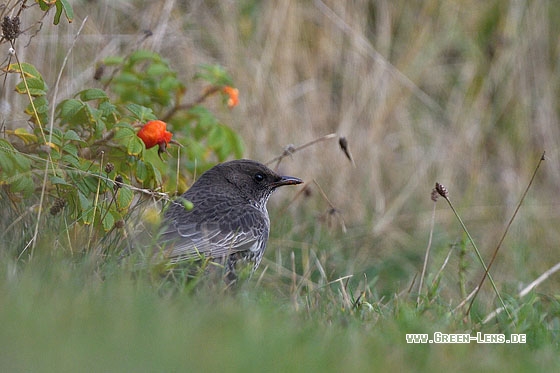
[1,250,558,372]
[2,0,560,371]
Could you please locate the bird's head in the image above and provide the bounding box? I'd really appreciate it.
[213,159,303,206]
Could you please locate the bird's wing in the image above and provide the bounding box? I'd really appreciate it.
[159,219,265,262]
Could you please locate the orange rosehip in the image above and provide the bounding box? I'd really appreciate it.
[222,86,239,108]
[137,120,173,158]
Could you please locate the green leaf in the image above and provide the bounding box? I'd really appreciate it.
[54,0,74,25]
[110,210,123,225]
[113,126,135,141]
[0,141,15,175]
[146,62,171,76]
[92,116,107,137]
[15,77,47,96]
[144,162,158,187]
[99,100,117,119]
[78,175,101,195]
[47,147,62,161]
[127,136,144,156]
[114,71,140,86]
[9,174,34,197]
[77,190,91,209]
[195,64,233,86]
[61,154,80,168]
[151,162,163,185]
[101,208,114,231]
[38,0,50,11]
[12,151,32,171]
[116,187,133,210]
[129,50,161,64]
[50,176,71,186]
[0,134,32,180]
[13,128,38,145]
[46,129,63,148]
[58,99,85,120]
[160,75,182,92]
[6,63,43,79]
[222,125,244,158]
[60,0,74,22]
[102,56,125,65]
[207,125,224,149]
[126,104,156,122]
[188,106,218,138]
[81,207,94,225]
[25,96,49,125]
[78,88,108,101]
[63,143,79,158]
[135,161,148,182]
[63,130,83,142]
[30,95,49,108]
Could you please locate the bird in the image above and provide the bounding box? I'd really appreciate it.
[158,159,303,284]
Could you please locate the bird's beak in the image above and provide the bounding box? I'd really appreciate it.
[273,176,303,188]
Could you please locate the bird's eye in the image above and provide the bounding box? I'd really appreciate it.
[254,172,265,182]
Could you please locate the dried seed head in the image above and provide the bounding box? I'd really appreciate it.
[339,136,348,151]
[104,162,114,174]
[2,16,20,42]
[114,220,125,229]
[94,64,105,80]
[338,136,355,166]
[282,144,296,157]
[303,185,312,198]
[114,175,123,191]
[431,188,439,202]
[50,198,67,216]
[435,182,449,199]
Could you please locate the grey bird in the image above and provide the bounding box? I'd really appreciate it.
[159,159,302,283]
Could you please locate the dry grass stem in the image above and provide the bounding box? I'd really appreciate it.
[435,182,510,318]
[417,200,437,306]
[467,151,546,315]
[266,133,337,170]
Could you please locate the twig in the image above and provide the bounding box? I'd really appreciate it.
[161,86,221,122]
[266,133,337,170]
[467,151,546,315]
[407,273,418,295]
